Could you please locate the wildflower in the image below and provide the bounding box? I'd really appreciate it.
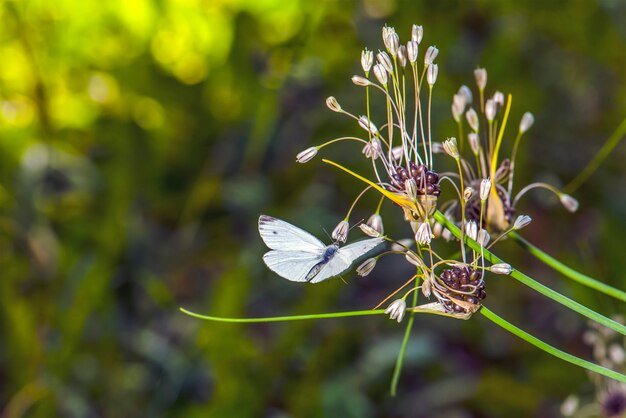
[560,194,579,213]
[451,94,465,122]
[490,263,512,275]
[560,395,579,417]
[382,26,397,53]
[427,63,438,86]
[407,40,418,63]
[466,107,479,131]
[493,91,504,107]
[474,67,487,90]
[442,137,459,159]
[411,24,423,44]
[352,75,370,86]
[332,219,349,243]
[468,133,480,154]
[458,85,473,104]
[385,299,407,323]
[361,49,373,74]
[388,32,400,57]
[296,147,318,163]
[431,142,443,154]
[397,45,407,67]
[463,187,473,202]
[377,51,393,74]
[367,213,384,235]
[359,223,380,237]
[391,238,413,252]
[362,138,382,159]
[356,258,377,277]
[485,99,496,121]
[326,96,342,112]
[405,250,424,267]
[480,178,491,201]
[437,266,485,313]
[405,178,418,198]
[415,222,433,245]
[391,146,403,160]
[373,63,388,85]
[358,115,378,136]
[477,229,490,246]
[465,220,478,241]
[601,389,626,418]
[424,46,439,65]
[519,112,535,133]
[513,215,532,230]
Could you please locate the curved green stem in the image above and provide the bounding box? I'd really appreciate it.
[433,211,626,336]
[180,307,388,322]
[510,232,626,303]
[481,306,626,383]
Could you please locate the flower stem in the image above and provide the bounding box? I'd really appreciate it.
[480,306,626,382]
[180,307,389,322]
[390,275,419,396]
[510,232,626,303]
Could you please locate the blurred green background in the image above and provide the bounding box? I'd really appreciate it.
[1,0,625,416]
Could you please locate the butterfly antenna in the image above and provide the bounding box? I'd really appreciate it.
[321,227,332,241]
[339,275,348,285]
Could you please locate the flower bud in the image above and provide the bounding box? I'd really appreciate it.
[480,178,491,201]
[388,32,400,57]
[468,133,480,155]
[463,187,473,202]
[367,213,384,235]
[458,85,473,104]
[485,99,496,121]
[352,75,371,86]
[385,299,407,323]
[491,263,512,275]
[296,147,318,163]
[466,107,479,132]
[377,51,393,74]
[361,48,373,73]
[332,220,349,243]
[382,26,395,50]
[451,94,465,122]
[359,223,380,237]
[477,229,490,246]
[326,96,341,112]
[465,220,478,241]
[405,251,423,267]
[519,112,534,134]
[391,238,413,252]
[391,146,403,160]
[427,63,438,86]
[424,46,439,65]
[474,67,487,90]
[442,137,459,159]
[431,142,443,154]
[397,45,407,67]
[373,63,388,85]
[356,258,377,277]
[560,194,579,213]
[411,24,423,44]
[493,91,504,107]
[415,222,433,245]
[358,115,378,136]
[407,40,418,63]
[405,178,418,198]
[513,214,532,230]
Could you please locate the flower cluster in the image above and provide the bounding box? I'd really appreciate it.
[295,24,577,320]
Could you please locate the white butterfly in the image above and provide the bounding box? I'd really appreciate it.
[258,215,384,283]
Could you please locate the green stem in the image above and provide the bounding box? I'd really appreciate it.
[510,232,626,303]
[180,307,388,322]
[433,211,626,336]
[564,115,626,194]
[390,277,419,396]
[480,306,626,383]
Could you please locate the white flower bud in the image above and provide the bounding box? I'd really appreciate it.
[458,85,473,104]
[407,40,418,63]
[411,24,423,44]
[480,178,491,201]
[296,147,318,163]
[415,222,433,245]
[382,26,395,50]
[468,133,480,155]
[519,112,534,134]
[326,96,341,112]
[560,194,579,213]
[466,107,479,131]
[367,213,384,235]
[352,75,371,86]
[513,214,532,230]
[465,220,478,241]
[431,142,443,154]
[361,49,373,73]
[560,395,580,417]
[397,45,407,67]
[358,115,378,135]
[362,138,382,159]
[373,63,388,85]
[424,46,439,65]
[442,137,459,159]
[359,223,380,238]
[405,178,418,198]
[485,99,496,121]
[356,258,377,277]
[490,263,512,275]
[391,146,403,160]
[451,94,465,122]
[385,299,407,323]
[477,229,490,246]
[493,91,504,107]
[332,220,349,243]
[376,51,394,74]
[391,238,413,252]
[474,67,487,90]
[405,251,423,267]
[427,64,438,86]
[388,32,400,57]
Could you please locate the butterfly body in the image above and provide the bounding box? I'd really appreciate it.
[258,215,383,283]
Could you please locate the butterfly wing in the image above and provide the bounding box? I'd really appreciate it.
[258,215,325,253]
[262,250,325,282]
[309,237,385,283]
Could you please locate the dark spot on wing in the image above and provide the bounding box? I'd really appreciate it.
[272,231,277,235]
[259,214,276,226]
